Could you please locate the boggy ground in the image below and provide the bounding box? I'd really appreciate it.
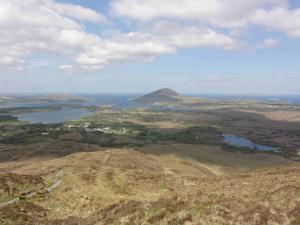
[0,148,299,225]
[1,106,300,161]
[1,105,300,224]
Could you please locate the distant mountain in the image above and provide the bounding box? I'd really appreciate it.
[134,88,181,103]
[0,96,17,103]
[30,94,89,102]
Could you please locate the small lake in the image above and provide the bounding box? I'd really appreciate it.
[15,108,91,124]
[223,134,280,152]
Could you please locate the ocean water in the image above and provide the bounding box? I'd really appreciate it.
[79,94,142,108]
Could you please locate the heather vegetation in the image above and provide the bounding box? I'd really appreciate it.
[0,94,300,225]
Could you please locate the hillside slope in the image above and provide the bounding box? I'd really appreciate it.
[0,148,299,225]
[134,88,181,103]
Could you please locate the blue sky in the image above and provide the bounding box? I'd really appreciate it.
[0,0,300,95]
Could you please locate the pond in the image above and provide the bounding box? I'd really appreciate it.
[15,108,91,124]
[223,134,280,152]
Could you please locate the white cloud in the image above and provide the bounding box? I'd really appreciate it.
[145,21,238,50]
[1,0,297,73]
[59,64,75,75]
[45,0,108,24]
[257,38,279,49]
[171,29,237,50]
[251,7,300,38]
[0,0,241,72]
[74,32,176,70]
[0,56,24,66]
[0,0,176,70]
[0,0,106,68]
[111,0,300,40]
[111,0,287,28]
[76,23,240,69]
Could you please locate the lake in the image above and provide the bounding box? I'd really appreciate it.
[4,94,300,124]
[3,95,145,124]
[0,94,142,109]
[15,108,91,124]
[223,134,280,152]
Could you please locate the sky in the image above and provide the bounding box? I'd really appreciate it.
[0,0,300,95]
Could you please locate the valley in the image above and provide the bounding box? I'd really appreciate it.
[0,91,300,225]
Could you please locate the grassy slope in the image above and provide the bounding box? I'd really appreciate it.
[0,146,299,225]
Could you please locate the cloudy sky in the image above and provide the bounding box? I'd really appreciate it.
[0,0,300,94]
